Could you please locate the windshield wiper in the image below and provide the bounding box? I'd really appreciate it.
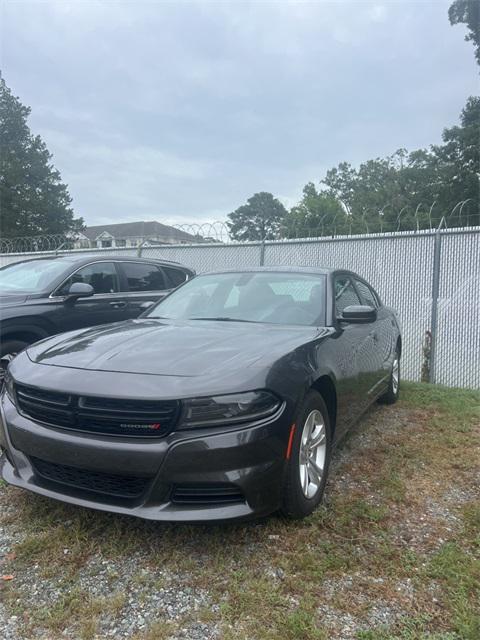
[189,316,258,323]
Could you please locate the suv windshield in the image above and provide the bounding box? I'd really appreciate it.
[146,271,326,326]
[0,259,67,293]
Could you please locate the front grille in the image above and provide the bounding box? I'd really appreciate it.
[30,456,149,498]
[15,383,179,437]
[171,483,245,505]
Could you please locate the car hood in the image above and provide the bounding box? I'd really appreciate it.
[27,319,327,377]
[0,293,28,306]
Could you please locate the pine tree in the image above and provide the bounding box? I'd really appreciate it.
[0,76,83,237]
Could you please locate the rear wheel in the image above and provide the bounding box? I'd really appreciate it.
[281,391,332,519]
[378,349,400,405]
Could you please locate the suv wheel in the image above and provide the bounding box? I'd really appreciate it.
[0,339,29,360]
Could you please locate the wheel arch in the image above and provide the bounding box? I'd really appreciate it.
[396,335,402,358]
[310,374,337,436]
[0,319,51,347]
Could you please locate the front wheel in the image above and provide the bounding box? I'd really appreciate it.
[0,339,29,359]
[0,340,29,386]
[281,391,332,519]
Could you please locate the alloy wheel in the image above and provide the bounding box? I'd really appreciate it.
[392,357,399,394]
[299,409,327,499]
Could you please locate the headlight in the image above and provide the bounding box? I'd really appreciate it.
[178,390,281,429]
[2,369,16,406]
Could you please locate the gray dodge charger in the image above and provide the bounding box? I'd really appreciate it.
[0,267,401,522]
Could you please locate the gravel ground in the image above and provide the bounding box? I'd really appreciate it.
[1,552,217,640]
[0,520,221,640]
[1,390,478,640]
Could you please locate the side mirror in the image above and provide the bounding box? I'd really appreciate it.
[338,305,377,324]
[65,282,94,301]
[139,301,154,311]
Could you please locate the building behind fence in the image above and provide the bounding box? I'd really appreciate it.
[0,226,479,389]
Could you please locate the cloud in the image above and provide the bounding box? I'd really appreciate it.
[368,4,387,23]
[2,0,477,225]
[37,128,216,223]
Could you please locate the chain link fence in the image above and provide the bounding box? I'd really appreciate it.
[0,226,479,389]
[0,200,478,253]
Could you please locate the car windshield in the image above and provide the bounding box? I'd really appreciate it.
[0,259,67,292]
[146,271,326,326]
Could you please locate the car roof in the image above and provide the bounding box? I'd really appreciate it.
[202,266,359,277]
[3,254,192,270]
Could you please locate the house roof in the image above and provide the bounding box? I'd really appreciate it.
[81,221,198,243]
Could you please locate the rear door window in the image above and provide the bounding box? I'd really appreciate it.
[121,262,167,292]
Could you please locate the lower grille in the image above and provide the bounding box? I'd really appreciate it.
[30,456,149,498]
[171,483,244,505]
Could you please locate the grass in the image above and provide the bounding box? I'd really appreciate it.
[357,616,461,640]
[0,382,479,639]
[426,540,480,639]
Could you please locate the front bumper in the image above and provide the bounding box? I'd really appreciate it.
[0,393,291,522]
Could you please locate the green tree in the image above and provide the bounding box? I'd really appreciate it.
[284,3,480,237]
[320,150,438,232]
[0,76,83,238]
[431,96,480,225]
[449,0,480,65]
[446,2,480,226]
[283,183,347,238]
[304,97,479,234]
[228,192,287,241]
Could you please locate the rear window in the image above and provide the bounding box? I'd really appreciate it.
[121,262,166,292]
[162,266,188,288]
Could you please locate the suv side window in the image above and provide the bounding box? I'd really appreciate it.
[57,262,119,295]
[121,262,166,292]
[335,276,361,314]
[355,279,379,308]
[162,266,188,288]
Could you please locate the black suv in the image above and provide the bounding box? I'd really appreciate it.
[0,255,194,358]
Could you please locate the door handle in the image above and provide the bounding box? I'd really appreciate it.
[109,301,127,309]
[139,301,155,311]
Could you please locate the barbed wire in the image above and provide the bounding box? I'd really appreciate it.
[0,234,87,254]
[175,201,479,241]
[282,204,479,239]
[0,201,478,254]
[173,221,231,243]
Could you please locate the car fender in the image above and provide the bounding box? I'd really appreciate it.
[289,357,338,419]
[0,317,52,344]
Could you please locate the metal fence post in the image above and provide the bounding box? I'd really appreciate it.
[259,240,266,266]
[429,226,442,383]
[137,242,144,258]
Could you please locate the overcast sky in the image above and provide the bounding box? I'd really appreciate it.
[1,0,478,227]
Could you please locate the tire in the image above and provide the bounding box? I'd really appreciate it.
[0,339,29,359]
[378,349,400,405]
[281,390,332,519]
